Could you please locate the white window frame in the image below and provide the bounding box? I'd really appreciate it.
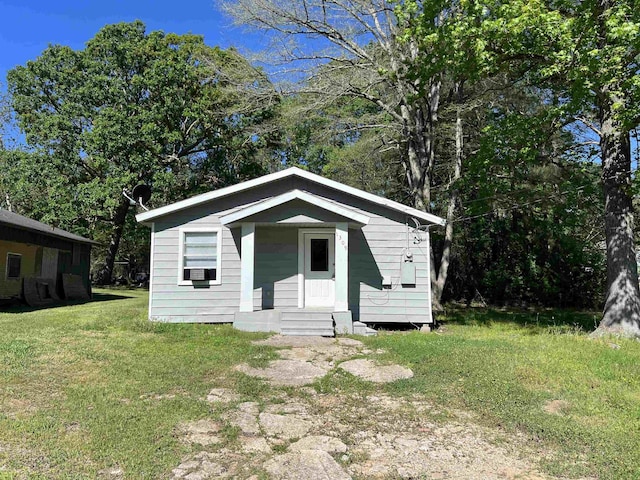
[177,227,222,286]
[6,252,22,280]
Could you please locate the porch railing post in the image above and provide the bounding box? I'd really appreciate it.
[335,222,349,311]
[240,222,255,312]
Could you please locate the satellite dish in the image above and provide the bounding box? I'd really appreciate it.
[123,184,152,211]
[132,184,152,206]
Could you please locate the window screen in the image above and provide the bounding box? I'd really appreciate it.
[183,231,218,281]
[6,254,21,279]
[310,238,329,272]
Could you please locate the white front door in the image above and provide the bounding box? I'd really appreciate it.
[304,232,335,307]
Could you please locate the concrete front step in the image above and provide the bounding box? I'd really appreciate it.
[281,314,333,321]
[280,328,335,336]
[234,309,376,336]
[353,321,377,336]
[281,310,334,336]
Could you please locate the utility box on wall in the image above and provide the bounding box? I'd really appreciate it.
[401,262,416,285]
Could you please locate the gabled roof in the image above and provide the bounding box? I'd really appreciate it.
[219,189,370,225]
[0,209,98,245]
[136,167,446,226]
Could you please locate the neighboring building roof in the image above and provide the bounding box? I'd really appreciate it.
[219,189,370,226]
[0,209,98,245]
[136,167,446,226]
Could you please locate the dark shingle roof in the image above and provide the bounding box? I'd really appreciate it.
[0,209,97,245]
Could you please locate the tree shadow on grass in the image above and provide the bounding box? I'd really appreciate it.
[439,306,600,334]
[0,291,134,314]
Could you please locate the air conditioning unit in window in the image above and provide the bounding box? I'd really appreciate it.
[189,269,206,281]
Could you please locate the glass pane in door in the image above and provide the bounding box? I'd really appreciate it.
[310,238,329,271]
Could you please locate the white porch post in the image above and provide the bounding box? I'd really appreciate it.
[334,222,349,311]
[240,222,255,312]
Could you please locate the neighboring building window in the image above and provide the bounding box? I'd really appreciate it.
[178,228,222,285]
[6,253,21,280]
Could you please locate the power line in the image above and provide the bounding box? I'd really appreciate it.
[449,184,591,224]
[458,180,594,207]
[455,165,637,209]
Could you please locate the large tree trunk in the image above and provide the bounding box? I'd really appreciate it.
[94,198,130,285]
[398,78,450,309]
[594,101,640,337]
[592,0,640,337]
[430,81,464,309]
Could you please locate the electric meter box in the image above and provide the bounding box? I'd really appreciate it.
[401,262,416,285]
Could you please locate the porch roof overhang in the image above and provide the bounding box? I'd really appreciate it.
[219,189,370,227]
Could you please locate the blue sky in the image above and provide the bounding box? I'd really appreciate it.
[0,0,265,87]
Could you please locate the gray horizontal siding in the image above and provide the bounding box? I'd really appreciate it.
[150,214,241,320]
[358,290,432,301]
[147,175,433,324]
[151,306,239,315]
[151,314,233,323]
[349,213,432,323]
[151,298,246,307]
[254,227,298,310]
[357,313,431,324]
[359,304,429,315]
[152,282,241,293]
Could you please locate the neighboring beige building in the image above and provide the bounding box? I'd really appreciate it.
[0,209,96,303]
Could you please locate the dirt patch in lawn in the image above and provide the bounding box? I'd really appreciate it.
[169,335,565,480]
[338,358,414,383]
[544,399,570,416]
[173,390,554,479]
[0,441,54,479]
[1,396,40,419]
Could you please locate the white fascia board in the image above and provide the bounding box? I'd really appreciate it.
[219,189,370,225]
[293,169,446,226]
[135,168,294,223]
[136,166,446,226]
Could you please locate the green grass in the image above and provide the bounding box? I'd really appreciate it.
[0,289,275,479]
[0,292,639,479]
[361,308,640,479]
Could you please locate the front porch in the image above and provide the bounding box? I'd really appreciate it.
[222,189,375,336]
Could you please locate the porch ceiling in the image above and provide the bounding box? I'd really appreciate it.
[219,189,370,226]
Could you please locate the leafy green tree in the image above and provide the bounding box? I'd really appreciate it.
[445,96,605,307]
[567,0,640,336]
[275,93,403,195]
[409,0,640,334]
[222,0,466,306]
[8,21,277,284]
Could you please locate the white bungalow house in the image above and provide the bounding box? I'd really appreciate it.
[136,167,445,335]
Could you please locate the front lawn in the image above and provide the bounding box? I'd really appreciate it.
[0,289,275,478]
[370,308,640,479]
[0,291,638,479]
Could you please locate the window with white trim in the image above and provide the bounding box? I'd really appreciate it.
[179,228,221,285]
[6,253,21,280]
